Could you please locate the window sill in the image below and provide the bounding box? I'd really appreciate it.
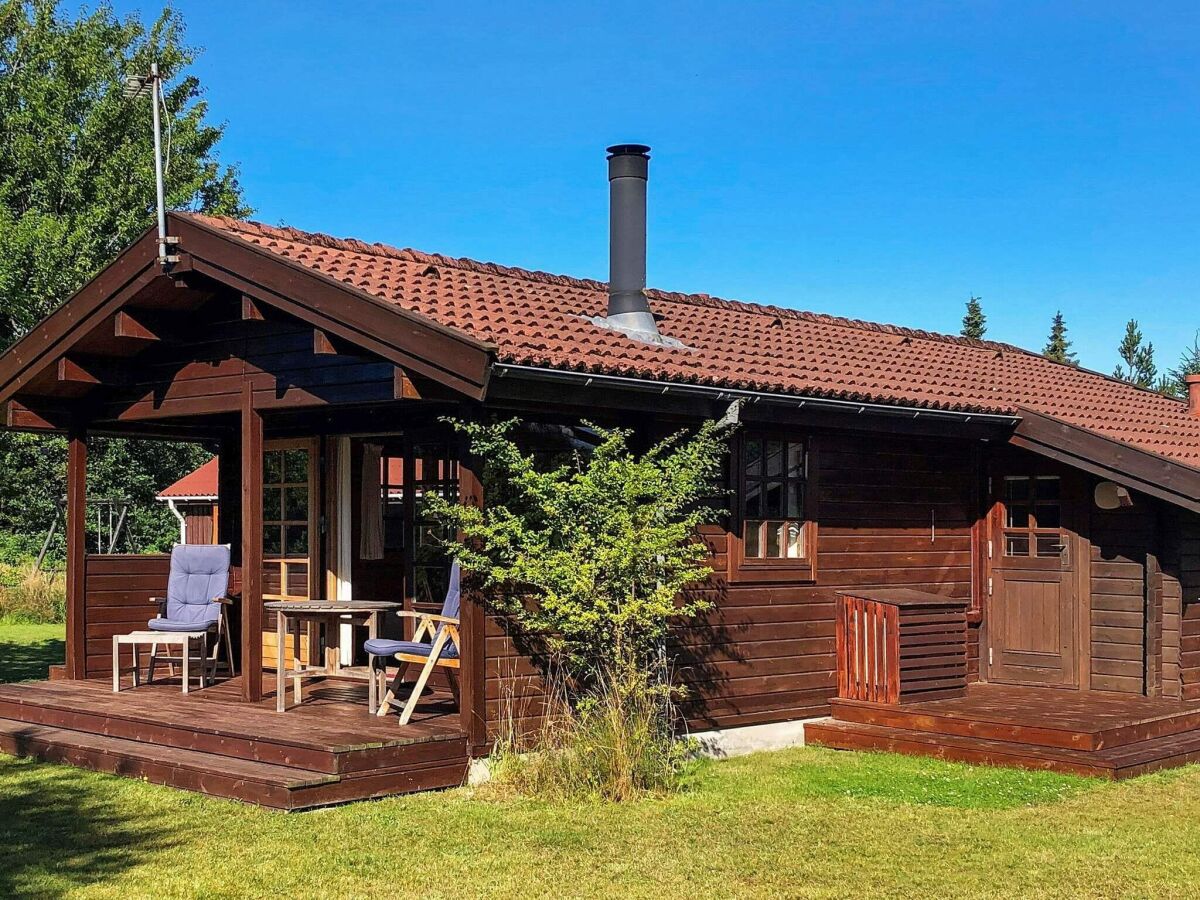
[728,560,816,585]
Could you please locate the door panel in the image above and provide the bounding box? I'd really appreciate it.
[261,439,318,670]
[989,473,1079,687]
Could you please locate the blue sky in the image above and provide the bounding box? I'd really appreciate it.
[114,1,1199,373]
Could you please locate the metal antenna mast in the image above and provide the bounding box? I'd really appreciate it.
[123,63,179,267]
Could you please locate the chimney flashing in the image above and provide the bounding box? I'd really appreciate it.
[581,312,688,348]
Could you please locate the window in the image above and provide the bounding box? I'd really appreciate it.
[1001,475,1063,559]
[262,443,314,601]
[735,434,815,579]
[381,455,406,553]
[357,437,459,609]
[412,443,459,605]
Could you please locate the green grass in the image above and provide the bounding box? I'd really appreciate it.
[2,622,1200,898]
[0,622,64,683]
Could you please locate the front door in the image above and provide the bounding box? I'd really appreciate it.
[988,472,1079,687]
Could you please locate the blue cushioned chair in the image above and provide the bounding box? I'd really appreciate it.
[146,543,236,688]
[366,561,461,725]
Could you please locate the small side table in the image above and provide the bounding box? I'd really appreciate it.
[113,630,207,694]
[265,600,402,712]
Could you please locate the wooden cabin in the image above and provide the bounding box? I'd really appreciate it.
[156,457,219,544]
[3,150,1200,806]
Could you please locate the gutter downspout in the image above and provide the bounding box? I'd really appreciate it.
[166,498,187,544]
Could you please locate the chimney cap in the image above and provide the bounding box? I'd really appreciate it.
[606,143,651,159]
[1186,374,1200,385]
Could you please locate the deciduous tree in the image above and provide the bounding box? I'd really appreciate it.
[0,1,247,557]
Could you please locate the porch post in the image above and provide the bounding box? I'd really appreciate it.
[240,384,264,701]
[65,426,87,679]
[457,454,487,750]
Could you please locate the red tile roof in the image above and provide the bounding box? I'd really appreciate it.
[157,457,218,500]
[187,214,1200,469]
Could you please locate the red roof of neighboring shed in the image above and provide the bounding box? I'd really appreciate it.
[157,458,218,500]
[185,214,1200,469]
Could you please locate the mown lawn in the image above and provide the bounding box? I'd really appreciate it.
[2,623,1199,899]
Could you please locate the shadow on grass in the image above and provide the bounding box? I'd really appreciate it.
[0,753,175,898]
[0,630,65,683]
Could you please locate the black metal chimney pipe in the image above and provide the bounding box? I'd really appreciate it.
[606,143,659,336]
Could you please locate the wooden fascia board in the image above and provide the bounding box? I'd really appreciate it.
[170,215,494,400]
[0,229,161,406]
[1011,408,1200,513]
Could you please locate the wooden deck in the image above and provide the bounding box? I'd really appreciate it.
[805,683,1200,779]
[0,674,469,810]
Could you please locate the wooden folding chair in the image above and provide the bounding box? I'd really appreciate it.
[365,561,461,725]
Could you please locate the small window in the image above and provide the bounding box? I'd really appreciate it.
[1002,475,1064,559]
[738,434,812,568]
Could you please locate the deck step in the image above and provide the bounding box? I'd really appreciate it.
[805,718,1200,780]
[829,696,1200,751]
[0,716,335,808]
[0,681,462,775]
[0,716,470,810]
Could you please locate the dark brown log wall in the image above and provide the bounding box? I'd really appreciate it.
[1169,512,1200,701]
[1087,502,1154,694]
[104,303,397,422]
[482,431,979,737]
[82,554,172,677]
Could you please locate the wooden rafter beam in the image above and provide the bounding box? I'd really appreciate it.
[6,400,66,431]
[56,358,100,386]
[313,329,338,356]
[56,356,130,389]
[393,367,422,400]
[114,310,161,343]
[241,294,266,321]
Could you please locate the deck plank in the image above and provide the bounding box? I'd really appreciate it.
[812,682,1200,778]
[0,676,470,808]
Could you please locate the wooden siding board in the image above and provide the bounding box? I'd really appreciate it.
[483,431,979,737]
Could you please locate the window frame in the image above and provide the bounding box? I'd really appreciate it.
[261,437,319,602]
[998,474,1067,563]
[729,431,818,583]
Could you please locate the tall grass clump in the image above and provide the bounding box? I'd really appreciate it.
[489,659,695,801]
[426,416,729,801]
[0,563,66,624]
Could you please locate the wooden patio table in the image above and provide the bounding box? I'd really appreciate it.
[265,600,402,713]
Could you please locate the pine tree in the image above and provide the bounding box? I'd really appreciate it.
[961,295,986,340]
[1164,332,1200,398]
[1113,320,1157,388]
[1043,311,1078,365]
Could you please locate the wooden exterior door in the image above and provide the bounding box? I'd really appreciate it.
[261,438,319,670]
[988,472,1080,687]
[350,434,459,614]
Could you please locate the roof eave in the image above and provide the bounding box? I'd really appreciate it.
[1012,408,1200,513]
[491,362,1022,424]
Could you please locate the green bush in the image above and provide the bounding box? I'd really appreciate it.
[426,417,729,681]
[0,563,66,624]
[428,416,728,801]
